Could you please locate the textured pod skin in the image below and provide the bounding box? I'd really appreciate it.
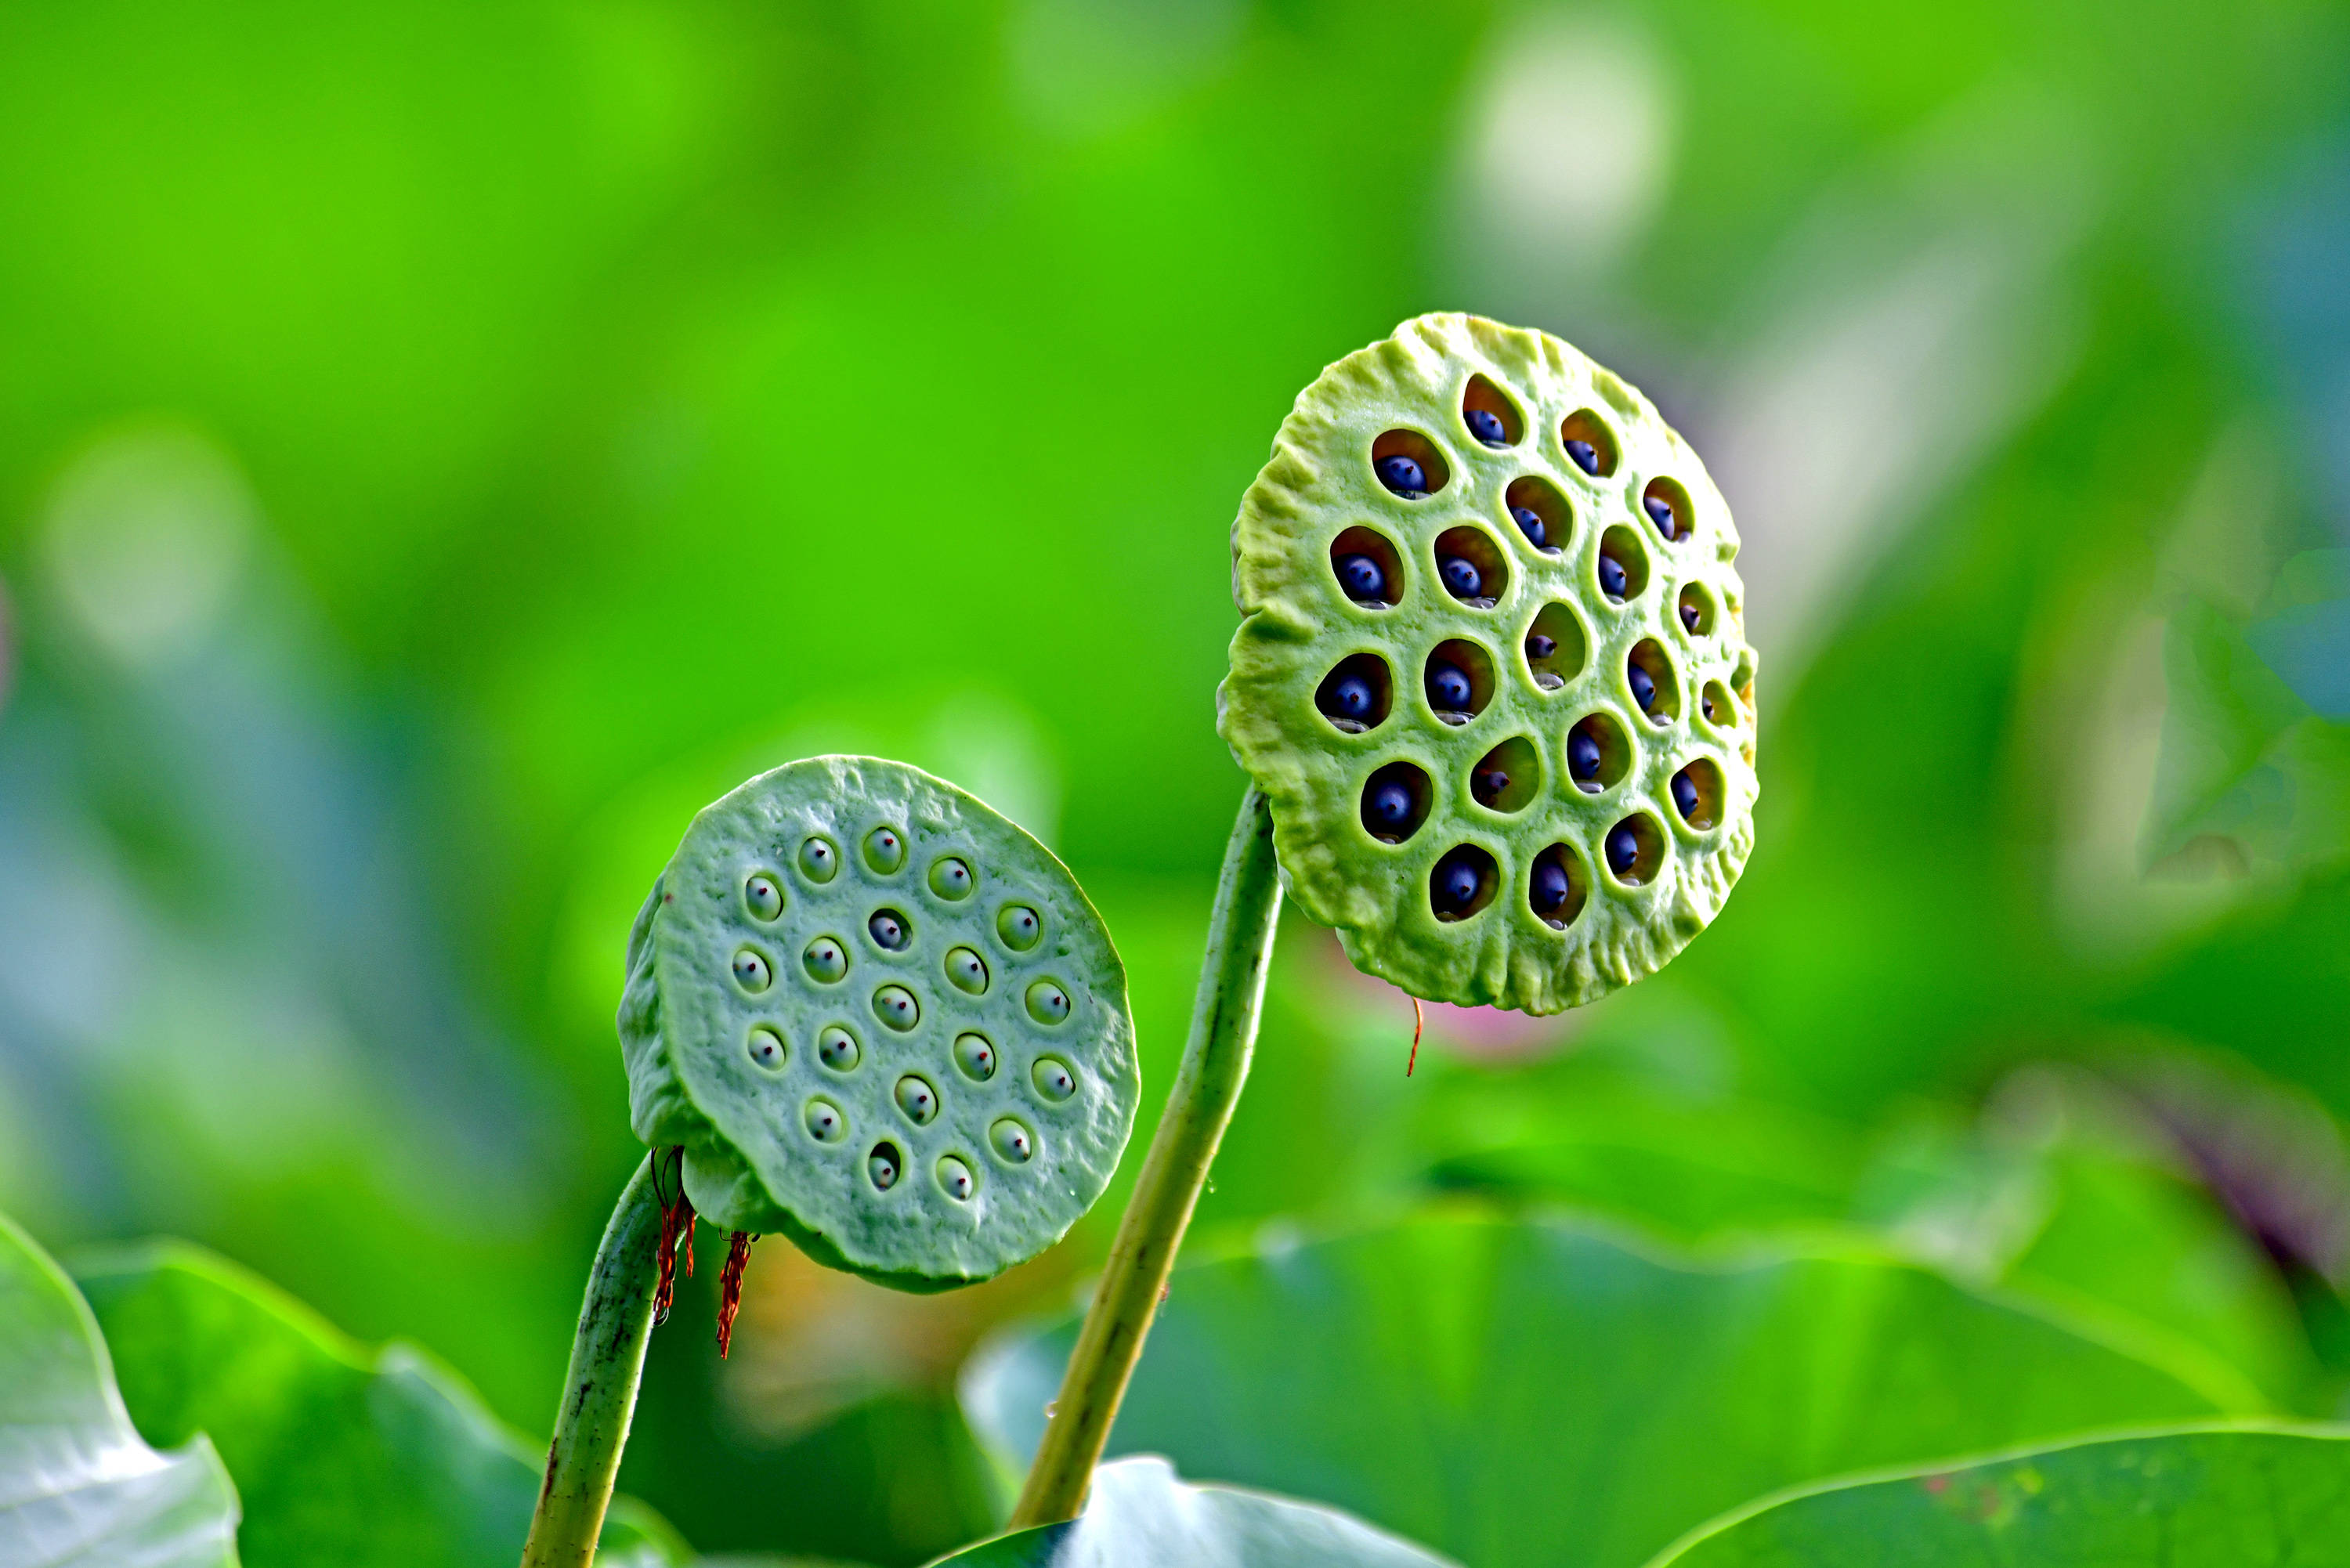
[1217,313,1759,1013]
[621,757,1139,1291]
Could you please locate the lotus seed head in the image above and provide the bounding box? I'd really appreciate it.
[817,1026,860,1071]
[1427,659,1472,711]
[1466,407,1507,446]
[1439,555,1482,599]
[1336,553,1386,604]
[868,909,909,950]
[896,1075,938,1125]
[945,945,989,995]
[997,904,1042,949]
[954,1031,997,1080]
[799,836,838,882]
[1672,770,1701,822]
[1628,663,1657,713]
[805,1099,844,1142]
[864,826,905,873]
[748,1026,786,1069]
[873,985,920,1031]
[1032,1057,1076,1100]
[1566,438,1600,475]
[1606,824,1639,878]
[937,1156,975,1201]
[1025,981,1071,1024]
[991,1118,1036,1163]
[869,1147,899,1189]
[1376,453,1426,497]
[1644,492,1678,540]
[803,938,848,983]
[1598,550,1628,600]
[928,856,974,898]
[1509,506,1546,547]
[732,948,773,992]
[744,874,783,922]
[1330,675,1375,721]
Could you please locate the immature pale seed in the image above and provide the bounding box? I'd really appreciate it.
[997,904,1042,949]
[732,949,773,992]
[745,875,783,921]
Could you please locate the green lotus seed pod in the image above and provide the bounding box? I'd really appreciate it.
[621,755,1141,1291]
[1217,313,1759,1013]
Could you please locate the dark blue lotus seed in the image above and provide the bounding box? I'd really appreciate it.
[1628,663,1657,712]
[1376,454,1427,497]
[1568,728,1602,783]
[1672,770,1701,821]
[1679,600,1701,633]
[1473,767,1509,804]
[1566,439,1600,475]
[1528,634,1557,660]
[1598,551,1628,600]
[1531,859,1572,916]
[1439,555,1482,598]
[869,909,909,950]
[1337,553,1386,603]
[1644,493,1679,540]
[1509,506,1546,547]
[1332,675,1375,721]
[1606,824,1640,877]
[1427,660,1473,710]
[1433,852,1482,916]
[1368,781,1414,830]
[1466,407,1508,446]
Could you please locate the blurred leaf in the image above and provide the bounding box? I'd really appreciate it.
[0,1210,239,1568]
[72,1238,680,1568]
[964,1216,2225,1568]
[1650,1424,2350,1567]
[927,1456,1454,1568]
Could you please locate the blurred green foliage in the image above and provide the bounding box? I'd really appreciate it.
[2,0,2349,1563]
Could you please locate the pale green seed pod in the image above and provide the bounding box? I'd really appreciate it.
[1217,313,1759,1013]
[621,756,1140,1291]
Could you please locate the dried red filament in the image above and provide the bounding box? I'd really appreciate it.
[1406,995,1424,1077]
[716,1231,755,1357]
[653,1148,695,1327]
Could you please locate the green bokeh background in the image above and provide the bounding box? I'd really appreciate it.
[2,2,2348,1563]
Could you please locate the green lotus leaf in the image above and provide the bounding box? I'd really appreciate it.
[1217,313,1758,1012]
[623,756,1140,1290]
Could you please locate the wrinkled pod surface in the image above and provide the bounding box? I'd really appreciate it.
[1217,311,1759,1012]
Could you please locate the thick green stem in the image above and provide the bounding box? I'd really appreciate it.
[1010,786,1282,1526]
[522,1155,665,1568]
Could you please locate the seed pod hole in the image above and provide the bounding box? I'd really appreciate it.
[1329,526,1405,609]
[1371,429,1449,498]
[748,1026,787,1070]
[1676,583,1716,637]
[929,857,974,899]
[1560,409,1619,478]
[817,1025,862,1071]
[996,904,1042,951]
[804,937,848,983]
[1732,649,1758,702]
[1032,1056,1077,1100]
[1524,603,1589,690]
[1314,652,1394,734]
[1430,844,1500,923]
[1672,758,1725,830]
[868,1141,902,1190]
[873,985,920,1031]
[1642,477,1693,543]
[954,1031,998,1081]
[937,1156,976,1201]
[1597,526,1650,602]
[1423,638,1496,724]
[1504,475,1568,555]
[867,908,911,951]
[1025,980,1072,1024]
[1528,844,1589,930]
[944,945,989,995]
[744,874,783,922]
[1360,761,1434,844]
[1470,735,1541,815]
[732,948,774,993]
[805,1098,846,1143]
[1462,374,1524,448]
[1626,639,1680,722]
[1566,713,1634,793]
[990,1118,1036,1164]
[895,1074,939,1125]
[864,826,906,873]
[1701,679,1737,728]
[1433,526,1508,609]
[1603,813,1666,887]
[798,836,839,883]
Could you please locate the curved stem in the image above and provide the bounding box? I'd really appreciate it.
[522,1155,665,1568]
[1010,786,1282,1526]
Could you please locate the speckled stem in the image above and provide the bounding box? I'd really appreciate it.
[521,1156,664,1568]
[1010,786,1282,1526]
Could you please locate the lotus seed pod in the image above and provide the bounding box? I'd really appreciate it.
[621,756,1141,1292]
[1217,313,1759,1013]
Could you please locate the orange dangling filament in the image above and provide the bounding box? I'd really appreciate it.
[716,1232,756,1357]
[1406,995,1424,1077]
[653,1147,695,1327]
